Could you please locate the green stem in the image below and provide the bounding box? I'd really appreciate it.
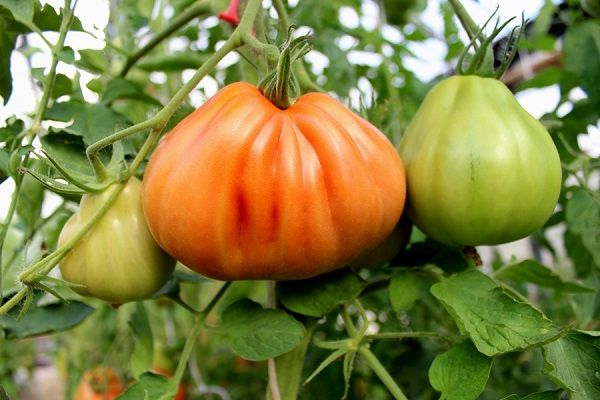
[447,0,480,42]
[0,288,27,315]
[341,305,358,337]
[0,0,77,305]
[120,0,213,76]
[173,282,231,383]
[271,0,322,93]
[358,346,408,400]
[86,0,264,174]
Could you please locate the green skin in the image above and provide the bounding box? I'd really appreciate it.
[59,178,175,303]
[398,75,562,247]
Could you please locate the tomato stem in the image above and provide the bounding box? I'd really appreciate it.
[357,346,408,400]
[259,27,312,109]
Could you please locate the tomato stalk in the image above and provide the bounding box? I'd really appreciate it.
[170,282,232,390]
[449,0,525,79]
[258,27,312,109]
[271,0,322,93]
[0,0,78,304]
[86,0,266,180]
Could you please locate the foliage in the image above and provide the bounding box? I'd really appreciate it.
[0,0,599,399]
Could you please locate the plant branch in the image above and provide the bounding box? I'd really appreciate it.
[120,0,213,77]
[86,0,264,177]
[358,346,408,400]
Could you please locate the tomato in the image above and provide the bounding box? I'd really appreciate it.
[73,367,124,400]
[59,178,175,303]
[398,75,562,246]
[142,82,406,280]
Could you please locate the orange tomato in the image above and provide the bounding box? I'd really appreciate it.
[73,367,124,400]
[143,82,406,280]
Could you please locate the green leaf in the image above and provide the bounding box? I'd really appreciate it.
[129,303,154,379]
[0,0,34,24]
[57,46,75,64]
[389,270,421,312]
[278,269,366,317]
[101,78,162,106]
[428,340,492,400]
[564,230,594,277]
[430,270,564,356]
[0,16,17,104]
[77,49,107,73]
[50,73,72,99]
[542,330,600,400]
[564,21,600,109]
[16,161,46,235]
[116,372,178,400]
[565,188,600,267]
[494,260,594,293]
[39,131,93,177]
[0,300,94,339]
[221,299,305,361]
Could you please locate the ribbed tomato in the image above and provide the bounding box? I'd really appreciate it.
[73,367,124,400]
[142,82,406,280]
[59,178,175,303]
[399,75,562,246]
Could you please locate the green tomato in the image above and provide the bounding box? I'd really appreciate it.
[59,178,174,304]
[398,75,561,247]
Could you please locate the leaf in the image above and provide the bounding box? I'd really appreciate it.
[494,260,594,293]
[33,2,83,31]
[77,49,107,73]
[0,16,18,103]
[50,73,72,99]
[430,270,564,356]
[565,188,600,267]
[129,303,153,379]
[57,46,75,64]
[101,78,162,106]
[389,270,421,312]
[428,340,492,400]
[39,132,93,177]
[542,330,600,400]
[16,161,46,235]
[564,21,600,109]
[278,269,366,317]
[116,372,178,400]
[564,230,594,277]
[221,299,305,361]
[0,0,34,24]
[0,300,94,339]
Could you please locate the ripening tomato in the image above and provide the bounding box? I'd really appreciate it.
[73,367,124,400]
[399,75,561,246]
[143,82,406,280]
[59,178,175,303]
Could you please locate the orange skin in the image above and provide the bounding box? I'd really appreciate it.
[73,367,124,400]
[143,82,406,280]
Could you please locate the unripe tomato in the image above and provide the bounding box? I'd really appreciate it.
[398,75,561,246]
[73,367,124,400]
[59,178,175,303]
[143,82,406,280]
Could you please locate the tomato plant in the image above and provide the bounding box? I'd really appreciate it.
[1,0,599,400]
[143,82,406,280]
[399,75,562,246]
[73,367,124,400]
[59,178,175,303]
